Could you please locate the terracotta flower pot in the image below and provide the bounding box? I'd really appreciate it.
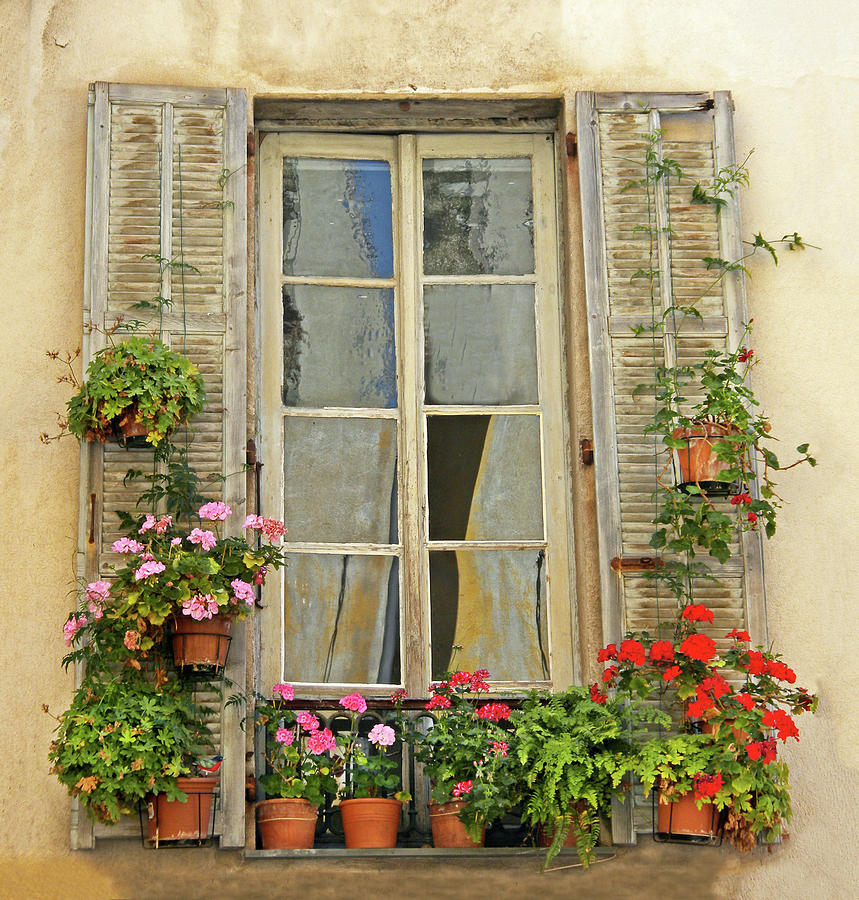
[146,777,216,844]
[170,614,231,672]
[536,801,589,848]
[656,787,718,838]
[701,716,750,744]
[672,423,737,491]
[428,800,485,848]
[339,797,402,849]
[257,797,319,849]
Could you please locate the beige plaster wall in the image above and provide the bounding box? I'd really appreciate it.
[1,1,856,897]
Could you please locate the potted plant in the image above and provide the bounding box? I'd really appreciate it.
[405,663,519,847]
[66,502,287,673]
[250,683,338,849]
[329,692,411,849]
[46,672,215,841]
[596,613,818,848]
[63,336,205,445]
[509,685,641,867]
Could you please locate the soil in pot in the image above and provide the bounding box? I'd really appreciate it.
[170,615,231,673]
[672,423,739,495]
[656,787,719,838]
[257,797,319,849]
[146,777,216,845]
[428,800,485,848]
[339,798,402,849]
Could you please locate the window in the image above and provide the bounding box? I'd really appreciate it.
[258,132,575,697]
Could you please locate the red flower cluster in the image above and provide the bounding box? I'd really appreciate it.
[745,739,777,764]
[730,492,753,506]
[469,669,491,692]
[602,665,619,684]
[765,660,797,684]
[663,665,682,682]
[762,709,799,742]
[597,643,617,662]
[617,639,646,666]
[679,633,717,663]
[681,604,714,624]
[693,773,724,799]
[747,512,758,525]
[425,694,451,711]
[448,671,472,688]
[476,702,512,722]
[745,650,767,675]
[389,688,407,703]
[727,628,751,643]
[649,640,675,663]
[737,348,754,363]
[452,779,473,798]
[590,683,608,704]
[735,692,755,712]
[687,674,732,719]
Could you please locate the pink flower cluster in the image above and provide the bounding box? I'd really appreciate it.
[489,740,508,758]
[296,711,320,732]
[306,728,337,754]
[275,727,295,746]
[63,614,87,646]
[368,724,396,747]
[124,630,140,650]
[134,560,166,581]
[339,692,368,714]
[85,580,109,618]
[188,528,217,551]
[231,578,255,607]
[182,593,219,620]
[273,682,295,701]
[139,514,172,534]
[112,537,145,554]
[244,515,287,541]
[199,502,232,522]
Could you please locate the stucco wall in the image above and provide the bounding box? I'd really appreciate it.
[1,2,856,897]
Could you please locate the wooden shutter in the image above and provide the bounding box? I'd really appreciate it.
[73,83,247,849]
[577,92,767,840]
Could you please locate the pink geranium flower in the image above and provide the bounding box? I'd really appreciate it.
[368,724,396,747]
[296,712,320,732]
[306,727,337,755]
[198,501,232,521]
[273,683,295,701]
[182,593,219,620]
[112,537,145,554]
[339,692,368,714]
[85,580,111,603]
[134,560,166,581]
[188,528,217,551]
[231,578,255,607]
[275,727,295,746]
[138,514,157,534]
[123,630,140,650]
[63,614,87,646]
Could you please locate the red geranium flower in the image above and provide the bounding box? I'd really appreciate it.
[747,512,758,525]
[699,674,731,700]
[735,692,755,712]
[649,640,675,663]
[602,665,619,684]
[737,348,754,363]
[762,709,799,742]
[597,643,617,663]
[679,633,717,663]
[452,780,473,798]
[730,493,753,506]
[693,773,723,799]
[425,694,451,711]
[663,665,682,682]
[687,696,715,719]
[765,660,797,684]
[448,671,472,688]
[727,628,751,643]
[590,683,608,704]
[745,650,767,676]
[476,702,512,722]
[681,604,714,624]
[617,639,646,666]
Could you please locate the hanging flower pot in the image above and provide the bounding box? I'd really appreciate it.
[146,777,217,846]
[656,786,719,838]
[257,797,319,850]
[339,797,402,849]
[428,800,485,848]
[170,614,231,673]
[672,423,738,495]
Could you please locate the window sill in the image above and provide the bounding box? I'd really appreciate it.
[245,846,617,863]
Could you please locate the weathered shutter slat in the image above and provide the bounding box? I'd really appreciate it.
[578,91,766,842]
[76,82,247,850]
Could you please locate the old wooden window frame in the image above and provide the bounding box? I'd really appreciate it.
[257,129,578,700]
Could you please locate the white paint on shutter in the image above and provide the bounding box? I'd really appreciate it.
[578,91,767,842]
[76,83,246,850]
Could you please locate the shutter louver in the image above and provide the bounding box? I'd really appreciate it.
[578,92,767,841]
[74,83,247,849]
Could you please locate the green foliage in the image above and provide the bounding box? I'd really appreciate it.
[65,336,205,445]
[47,674,209,824]
[510,687,642,867]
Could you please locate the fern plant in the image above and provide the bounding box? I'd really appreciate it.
[510,687,660,868]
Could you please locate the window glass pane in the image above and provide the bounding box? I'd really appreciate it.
[422,157,534,275]
[424,284,537,405]
[427,415,543,541]
[430,549,548,681]
[283,158,393,278]
[284,418,398,544]
[284,553,400,684]
[283,285,396,409]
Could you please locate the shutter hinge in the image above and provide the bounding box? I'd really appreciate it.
[247,131,255,158]
[580,438,594,465]
[610,557,665,573]
[246,439,258,467]
[566,132,577,158]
